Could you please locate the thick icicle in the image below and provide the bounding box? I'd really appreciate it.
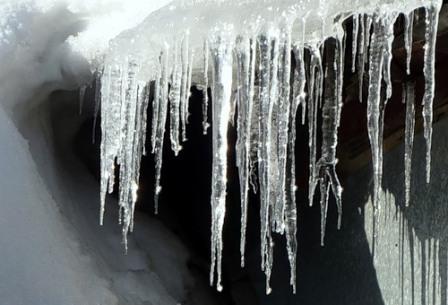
[293,18,307,125]
[151,63,161,154]
[117,60,140,247]
[154,48,171,214]
[235,36,256,268]
[100,63,124,225]
[316,36,344,246]
[284,41,307,294]
[382,15,398,101]
[209,29,234,292]
[422,3,441,183]
[366,12,397,213]
[274,23,293,235]
[358,15,372,102]
[403,81,415,207]
[404,11,414,75]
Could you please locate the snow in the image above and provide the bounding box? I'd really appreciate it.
[0,0,444,296]
[0,3,218,304]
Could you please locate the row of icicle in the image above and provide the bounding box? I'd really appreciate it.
[97,2,442,294]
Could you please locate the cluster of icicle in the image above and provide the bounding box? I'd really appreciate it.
[98,0,442,294]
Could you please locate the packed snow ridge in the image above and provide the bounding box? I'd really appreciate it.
[4,0,443,295]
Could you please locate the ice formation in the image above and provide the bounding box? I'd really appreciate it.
[96,0,443,293]
[2,0,440,295]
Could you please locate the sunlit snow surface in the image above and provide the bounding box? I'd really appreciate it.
[1,0,443,295]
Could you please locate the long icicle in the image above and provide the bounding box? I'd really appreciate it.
[366,14,385,213]
[422,2,441,184]
[275,23,292,235]
[209,30,234,292]
[100,63,123,225]
[257,32,275,295]
[308,43,323,207]
[235,36,256,268]
[154,47,171,214]
[316,36,344,246]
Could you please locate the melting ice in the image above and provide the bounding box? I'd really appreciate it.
[90,0,442,294]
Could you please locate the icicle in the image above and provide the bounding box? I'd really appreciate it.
[285,41,307,294]
[170,38,184,155]
[366,14,385,210]
[79,85,87,115]
[316,36,344,246]
[209,28,234,292]
[117,59,140,247]
[151,64,161,154]
[403,81,415,207]
[273,23,292,235]
[182,47,194,142]
[422,3,441,184]
[382,13,398,102]
[154,47,171,214]
[235,36,256,268]
[100,62,124,225]
[352,14,359,73]
[202,39,210,134]
[404,11,414,75]
[358,15,372,103]
[307,43,323,207]
[180,32,191,145]
[257,32,276,295]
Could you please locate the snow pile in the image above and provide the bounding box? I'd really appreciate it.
[0,2,215,304]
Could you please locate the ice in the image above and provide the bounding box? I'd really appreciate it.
[352,15,359,73]
[169,38,184,155]
[403,81,415,207]
[235,36,256,267]
[307,43,323,207]
[422,3,441,183]
[257,31,276,294]
[154,48,171,215]
[208,26,234,292]
[97,0,442,294]
[13,0,438,294]
[316,34,344,246]
[201,42,210,135]
[404,11,414,75]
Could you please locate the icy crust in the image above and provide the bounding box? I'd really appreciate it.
[98,0,442,294]
[105,0,427,80]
